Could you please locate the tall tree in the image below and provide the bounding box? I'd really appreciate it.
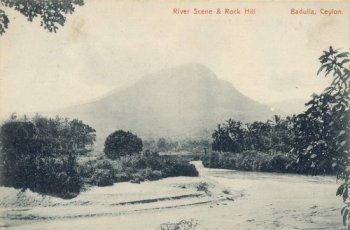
[293,47,349,226]
[294,47,349,176]
[212,120,247,153]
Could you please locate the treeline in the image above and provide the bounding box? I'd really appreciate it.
[208,47,349,176]
[202,151,297,173]
[204,116,299,174]
[204,115,298,174]
[0,115,198,198]
[212,115,294,154]
[144,138,210,153]
[207,109,346,175]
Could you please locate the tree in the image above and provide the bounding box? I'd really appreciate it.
[104,130,143,159]
[0,114,96,197]
[0,0,84,35]
[293,47,349,226]
[30,114,96,154]
[293,47,349,175]
[157,138,168,152]
[212,122,238,152]
[246,121,272,152]
[269,115,295,153]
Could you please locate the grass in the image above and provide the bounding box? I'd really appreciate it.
[159,219,199,230]
[196,182,209,192]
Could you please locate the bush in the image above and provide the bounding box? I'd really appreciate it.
[160,219,198,230]
[196,182,209,192]
[104,130,143,159]
[90,169,114,187]
[267,154,297,173]
[166,161,199,177]
[202,151,298,174]
[0,116,93,198]
[79,151,199,186]
[114,172,130,182]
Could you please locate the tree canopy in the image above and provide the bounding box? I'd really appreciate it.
[104,130,143,159]
[0,0,84,35]
[212,116,294,154]
[0,114,96,197]
[294,47,349,176]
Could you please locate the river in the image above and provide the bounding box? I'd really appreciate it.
[0,161,344,229]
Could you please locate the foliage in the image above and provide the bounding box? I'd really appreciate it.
[288,47,350,227]
[104,130,143,159]
[30,114,96,154]
[202,151,297,174]
[0,0,84,35]
[294,47,349,177]
[79,151,198,186]
[196,182,209,193]
[0,114,95,198]
[0,8,9,34]
[298,47,349,227]
[144,138,209,153]
[207,47,349,227]
[157,138,169,152]
[212,116,295,154]
[159,219,199,230]
[90,169,114,187]
[212,120,246,152]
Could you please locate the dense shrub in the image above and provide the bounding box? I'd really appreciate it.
[143,138,210,153]
[267,154,296,173]
[104,130,143,159]
[202,151,297,174]
[79,151,198,186]
[90,169,114,187]
[0,115,95,198]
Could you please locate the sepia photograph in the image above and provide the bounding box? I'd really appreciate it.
[0,0,349,229]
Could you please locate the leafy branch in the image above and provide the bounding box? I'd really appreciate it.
[316,47,350,227]
[0,0,84,35]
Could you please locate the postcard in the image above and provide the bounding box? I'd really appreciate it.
[0,0,349,229]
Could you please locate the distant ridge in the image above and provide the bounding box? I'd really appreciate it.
[51,63,273,143]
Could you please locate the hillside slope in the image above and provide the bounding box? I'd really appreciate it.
[54,63,273,141]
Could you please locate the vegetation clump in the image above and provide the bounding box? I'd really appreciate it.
[0,117,199,197]
[202,151,296,174]
[0,0,85,35]
[79,151,198,186]
[104,130,143,159]
[0,114,95,198]
[159,219,199,230]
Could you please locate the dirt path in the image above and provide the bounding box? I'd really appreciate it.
[0,161,345,229]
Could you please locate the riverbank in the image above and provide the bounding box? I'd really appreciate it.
[0,161,344,229]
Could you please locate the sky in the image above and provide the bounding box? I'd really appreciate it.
[0,0,349,118]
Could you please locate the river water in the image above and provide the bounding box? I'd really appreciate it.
[1,161,345,229]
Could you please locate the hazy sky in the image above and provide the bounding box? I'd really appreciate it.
[1,1,349,118]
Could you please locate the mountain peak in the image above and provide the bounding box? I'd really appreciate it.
[55,64,273,143]
[178,62,213,72]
